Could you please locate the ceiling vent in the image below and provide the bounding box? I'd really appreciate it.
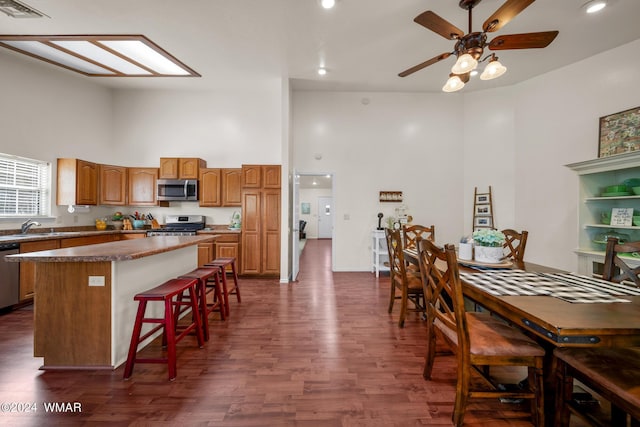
[0,0,48,18]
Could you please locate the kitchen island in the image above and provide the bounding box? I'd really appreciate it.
[6,235,217,370]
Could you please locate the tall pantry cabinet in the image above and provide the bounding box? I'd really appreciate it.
[241,165,281,276]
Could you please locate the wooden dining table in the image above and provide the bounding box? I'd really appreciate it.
[403,247,640,426]
[403,248,640,348]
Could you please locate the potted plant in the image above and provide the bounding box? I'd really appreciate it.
[111,212,124,230]
[472,229,505,263]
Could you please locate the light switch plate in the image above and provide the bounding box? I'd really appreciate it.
[88,276,105,287]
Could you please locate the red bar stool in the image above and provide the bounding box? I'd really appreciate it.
[204,256,241,317]
[123,277,204,381]
[178,267,225,341]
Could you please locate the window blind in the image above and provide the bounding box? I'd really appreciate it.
[0,154,51,217]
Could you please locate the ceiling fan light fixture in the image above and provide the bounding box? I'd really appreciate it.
[442,75,465,92]
[480,56,507,80]
[584,0,607,14]
[451,53,477,74]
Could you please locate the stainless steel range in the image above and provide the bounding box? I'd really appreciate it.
[146,215,206,236]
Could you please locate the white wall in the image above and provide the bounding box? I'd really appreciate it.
[292,92,464,271]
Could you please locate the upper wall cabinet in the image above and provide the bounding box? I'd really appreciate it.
[159,158,206,179]
[199,168,222,207]
[222,168,242,206]
[99,164,127,206]
[241,164,281,189]
[128,167,158,206]
[199,168,243,207]
[57,159,98,205]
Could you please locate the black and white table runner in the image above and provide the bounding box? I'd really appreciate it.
[459,270,640,303]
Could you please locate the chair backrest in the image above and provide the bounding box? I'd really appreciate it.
[602,237,640,287]
[403,224,435,250]
[386,227,411,287]
[417,238,468,355]
[501,229,528,264]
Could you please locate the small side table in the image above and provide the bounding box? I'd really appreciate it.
[372,229,390,278]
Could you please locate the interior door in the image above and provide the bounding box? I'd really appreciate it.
[317,196,333,239]
[291,172,300,281]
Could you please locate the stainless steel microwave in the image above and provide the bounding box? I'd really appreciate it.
[157,179,198,201]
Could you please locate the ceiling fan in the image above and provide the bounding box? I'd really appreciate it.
[399,0,559,91]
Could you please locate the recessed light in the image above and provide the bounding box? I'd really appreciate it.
[320,0,336,9]
[583,0,607,14]
[317,67,327,76]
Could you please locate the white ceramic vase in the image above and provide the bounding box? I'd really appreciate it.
[474,245,503,263]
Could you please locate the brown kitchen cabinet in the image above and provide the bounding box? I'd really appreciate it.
[19,239,60,301]
[57,158,98,205]
[214,233,240,272]
[159,157,206,179]
[198,242,215,267]
[199,168,221,207]
[99,164,127,205]
[241,165,262,188]
[222,168,242,206]
[241,164,281,276]
[128,167,158,206]
[241,164,280,190]
[200,168,242,207]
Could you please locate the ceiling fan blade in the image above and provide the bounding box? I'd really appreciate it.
[488,31,559,50]
[483,0,536,33]
[398,52,452,78]
[414,11,464,40]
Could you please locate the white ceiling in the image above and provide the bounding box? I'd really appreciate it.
[298,174,332,189]
[1,0,639,93]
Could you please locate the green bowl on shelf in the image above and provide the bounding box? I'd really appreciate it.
[605,184,629,193]
[634,216,640,226]
[632,186,640,195]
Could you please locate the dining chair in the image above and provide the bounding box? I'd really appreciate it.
[402,224,435,250]
[554,346,640,427]
[385,227,425,327]
[602,236,640,287]
[501,229,528,265]
[417,238,545,427]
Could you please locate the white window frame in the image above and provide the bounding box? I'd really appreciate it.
[0,153,51,218]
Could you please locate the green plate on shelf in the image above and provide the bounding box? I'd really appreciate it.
[600,191,631,197]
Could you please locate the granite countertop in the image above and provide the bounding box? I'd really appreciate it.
[6,235,218,263]
[0,229,148,244]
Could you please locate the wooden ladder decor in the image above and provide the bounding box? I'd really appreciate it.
[472,186,495,231]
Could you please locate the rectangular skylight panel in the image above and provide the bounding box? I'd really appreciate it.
[2,40,114,74]
[51,40,152,75]
[98,40,191,75]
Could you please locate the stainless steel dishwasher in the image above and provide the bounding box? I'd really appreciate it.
[0,242,20,310]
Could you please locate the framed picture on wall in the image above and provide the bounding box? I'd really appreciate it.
[301,202,310,215]
[598,106,640,158]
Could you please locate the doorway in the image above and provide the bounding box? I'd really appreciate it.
[291,172,334,281]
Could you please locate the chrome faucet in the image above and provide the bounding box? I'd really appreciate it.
[21,219,41,234]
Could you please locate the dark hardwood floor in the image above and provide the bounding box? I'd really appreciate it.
[0,239,567,426]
